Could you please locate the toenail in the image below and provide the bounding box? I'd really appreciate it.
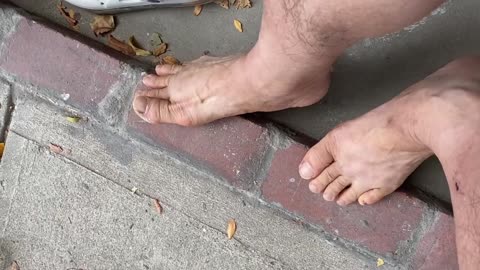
[133,96,148,114]
[323,193,334,201]
[309,182,319,193]
[142,75,154,84]
[299,161,315,180]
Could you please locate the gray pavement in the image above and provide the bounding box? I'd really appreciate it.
[0,94,385,269]
[9,0,480,204]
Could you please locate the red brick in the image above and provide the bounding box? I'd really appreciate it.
[261,143,427,255]
[128,112,268,191]
[0,19,122,112]
[412,213,457,270]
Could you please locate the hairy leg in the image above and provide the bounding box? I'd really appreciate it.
[133,0,444,126]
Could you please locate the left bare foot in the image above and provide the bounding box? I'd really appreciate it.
[299,56,480,206]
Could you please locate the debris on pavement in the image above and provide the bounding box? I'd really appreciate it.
[215,0,229,9]
[90,15,115,37]
[153,199,163,214]
[10,261,20,270]
[162,55,180,65]
[108,35,135,56]
[66,116,81,123]
[234,19,243,32]
[234,0,252,9]
[150,33,164,47]
[56,1,79,30]
[193,5,203,16]
[153,43,168,57]
[49,143,64,154]
[227,219,237,239]
[128,36,152,56]
[377,258,384,267]
[131,187,139,195]
[0,142,4,159]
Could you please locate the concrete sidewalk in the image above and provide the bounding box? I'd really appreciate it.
[0,5,457,270]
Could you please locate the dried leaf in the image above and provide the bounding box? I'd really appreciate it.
[0,143,4,159]
[162,55,180,65]
[128,36,152,57]
[227,219,236,239]
[57,2,78,28]
[234,0,252,9]
[234,19,243,32]
[66,116,81,123]
[108,35,135,56]
[193,5,203,16]
[377,258,384,267]
[215,0,229,9]
[49,143,64,154]
[90,15,115,37]
[150,32,163,47]
[153,199,163,214]
[10,261,20,270]
[153,43,168,57]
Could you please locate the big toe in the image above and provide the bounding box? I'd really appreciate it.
[358,188,394,206]
[133,96,191,126]
[300,136,334,180]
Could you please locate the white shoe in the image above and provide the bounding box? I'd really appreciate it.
[65,0,213,13]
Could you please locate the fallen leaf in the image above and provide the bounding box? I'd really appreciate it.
[90,15,115,36]
[234,0,252,9]
[108,35,135,56]
[152,43,168,56]
[193,5,203,16]
[128,36,152,56]
[57,1,78,28]
[162,55,180,65]
[234,19,243,32]
[377,258,384,267]
[153,199,163,214]
[150,32,163,47]
[0,143,4,159]
[215,0,229,9]
[227,219,236,239]
[10,261,20,270]
[66,116,81,123]
[49,143,64,154]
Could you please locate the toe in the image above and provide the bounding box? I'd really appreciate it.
[323,176,351,201]
[143,74,171,88]
[299,135,334,180]
[336,185,368,206]
[308,163,340,194]
[358,188,394,205]
[136,88,170,99]
[155,64,183,76]
[133,96,191,125]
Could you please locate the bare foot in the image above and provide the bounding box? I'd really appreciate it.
[299,57,480,206]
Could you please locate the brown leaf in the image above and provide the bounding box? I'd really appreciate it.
[10,261,20,270]
[150,32,163,47]
[215,0,229,9]
[153,199,163,214]
[234,19,243,32]
[90,15,115,37]
[107,35,135,56]
[0,142,4,159]
[153,43,168,57]
[128,36,152,57]
[162,55,180,65]
[234,0,252,9]
[193,5,203,16]
[49,143,64,154]
[57,2,78,28]
[227,219,236,239]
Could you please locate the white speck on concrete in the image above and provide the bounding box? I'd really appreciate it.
[289,178,296,183]
[60,93,70,101]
